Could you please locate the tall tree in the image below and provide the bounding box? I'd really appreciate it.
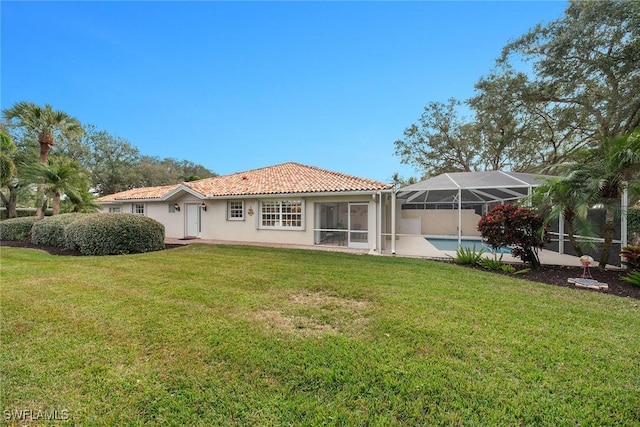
[83,125,141,196]
[394,99,482,177]
[396,1,640,178]
[500,0,640,141]
[3,102,83,217]
[470,68,591,172]
[3,102,83,165]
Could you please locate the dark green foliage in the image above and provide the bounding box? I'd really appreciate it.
[620,246,640,271]
[621,271,640,287]
[64,213,165,255]
[0,217,40,240]
[30,213,82,247]
[478,255,504,271]
[449,246,485,265]
[500,264,516,274]
[629,207,640,243]
[478,204,545,268]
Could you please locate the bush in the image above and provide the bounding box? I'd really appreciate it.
[64,213,165,256]
[478,204,545,268]
[0,217,40,241]
[620,245,640,270]
[31,213,83,247]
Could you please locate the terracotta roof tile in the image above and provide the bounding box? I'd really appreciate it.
[97,163,392,201]
[185,162,392,196]
[97,184,179,202]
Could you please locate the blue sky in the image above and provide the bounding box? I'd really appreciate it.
[1,1,567,183]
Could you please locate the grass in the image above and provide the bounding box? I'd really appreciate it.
[1,243,639,425]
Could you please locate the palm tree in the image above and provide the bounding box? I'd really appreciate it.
[26,157,89,215]
[62,187,101,213]
[3,102,83,217]
[531,176,594,257]
[570,130,640,268]
[3,102,83,164]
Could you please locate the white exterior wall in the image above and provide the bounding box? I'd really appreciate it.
[199,195,378,248]
[401,208,482,236]
[100,194,382,250]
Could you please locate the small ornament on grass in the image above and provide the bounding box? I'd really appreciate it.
[568,255,608,290]
[579,255,594,279]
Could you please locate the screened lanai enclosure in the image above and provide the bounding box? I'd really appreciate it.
[390,170,630,266]
[393,171,549,252]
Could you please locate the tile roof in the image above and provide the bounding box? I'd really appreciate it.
[97,184,179,202]
[97,162,392,202]
[185,162,392,197]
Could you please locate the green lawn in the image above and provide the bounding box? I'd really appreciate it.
[1,244,639,425]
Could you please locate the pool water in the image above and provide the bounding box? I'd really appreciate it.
[426,237,511,254]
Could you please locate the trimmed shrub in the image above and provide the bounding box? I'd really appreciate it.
[64,213,165,255]
[478,204,545,269]
[31,213,83,248]
[0,217,40,241]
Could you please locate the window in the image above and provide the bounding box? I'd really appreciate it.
[132,203,145,215]
[227,201,244,220]
[109,207,121,213]
[260,200,303,229]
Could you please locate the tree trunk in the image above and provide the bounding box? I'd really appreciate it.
[599,208,615,268]
[565,218,584,256]
[36,141,51,218]
[35,184,46,219]
[2,185,20,219]
[39,142,51,164]
[52,192,61,215]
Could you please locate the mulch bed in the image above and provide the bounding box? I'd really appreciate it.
[2,240,639,300]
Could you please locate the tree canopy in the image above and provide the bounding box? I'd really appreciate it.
[395,0,640,179]
[1,102,217,217]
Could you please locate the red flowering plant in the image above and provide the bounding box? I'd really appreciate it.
[477,204,546,269]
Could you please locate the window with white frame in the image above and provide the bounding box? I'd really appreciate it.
[132,203,145,215]
[260,200,303,229]
[109,207,122,213]
[227,201,244,220]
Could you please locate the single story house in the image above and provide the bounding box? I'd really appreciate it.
[97,162,395,252]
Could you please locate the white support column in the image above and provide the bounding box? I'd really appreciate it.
[391,190,397,255]
[622,185,628,249]
[457,188,462,248]
[376,192,382,253]
[558,212,565,255]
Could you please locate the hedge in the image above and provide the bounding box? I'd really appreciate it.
[31,213,83,248]
[0,217,40,241]
[64,213,165,255]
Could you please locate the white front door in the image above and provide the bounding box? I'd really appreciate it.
[348,202,369,249]
[185,203,200,237]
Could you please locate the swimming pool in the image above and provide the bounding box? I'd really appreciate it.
[425,237,512,254]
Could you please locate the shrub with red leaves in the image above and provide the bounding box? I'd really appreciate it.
[478,204,545,268]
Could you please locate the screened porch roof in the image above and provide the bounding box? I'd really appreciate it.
[396,171,551,204]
